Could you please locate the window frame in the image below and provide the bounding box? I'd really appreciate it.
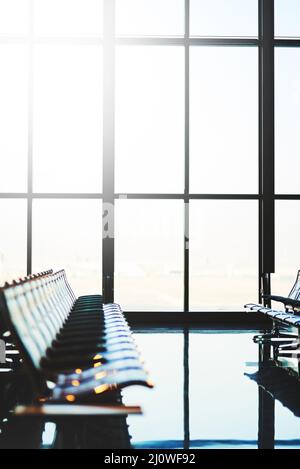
[0,0,291,313]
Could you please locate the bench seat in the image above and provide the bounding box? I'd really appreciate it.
[245,303,300,327]
[0,270,153,405]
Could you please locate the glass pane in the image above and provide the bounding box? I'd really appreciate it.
[33,45,102,193]
[33,0,103,37]
[116,46,184,194]
[190,0,258,37]
[0,45,28,192]
[275,0,300,38]
[123,333,184,445]
[190,332,258,448]
[190,47,258,194]
[32,199,102,296]
[116,0,184,37]
[272,202,300,296]
[275,49,300,194]
[115,200,184,311]
[0,0,29,36]
[0,200,27,285]
[190,201,258,311]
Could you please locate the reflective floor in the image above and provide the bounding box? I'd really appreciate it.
[2,329,300,449]
[122,330,300,449]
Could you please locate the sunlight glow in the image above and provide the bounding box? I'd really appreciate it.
[116,0,184,37]
[0,200,27,286]
[190,47,258,194]
[33,0,103,37]
[32,200,102,296]
[115,200,184,311]
[190,201,258,311]
[95,371,107,380]
[190,0,258,37]
[0,45,28,192]
[33,45,103,193]
[275,49,300,194]
[273,202,300,296]
[71,380,80,387]
[0,0,29,36]
[116,46,184,194]
[94,384,110,394]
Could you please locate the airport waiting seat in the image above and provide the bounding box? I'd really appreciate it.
[263,270,300,312]
[245,270,300,330]
[0,270,153,407]
[0,271,53,373]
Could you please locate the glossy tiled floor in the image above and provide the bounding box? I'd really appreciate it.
[3,329,300,449]
[122,330,300,449]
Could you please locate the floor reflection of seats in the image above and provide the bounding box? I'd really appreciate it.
[245,335,300,449]
[0,351,133,448]
[246,363,300,418]
[247,328,300,419]
[0,368,42,448]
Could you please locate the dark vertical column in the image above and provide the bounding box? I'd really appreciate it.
[183,328,190,450]
[258,386,275,449]
[27,0,34,275]
[259,0,275,300]
[258,342,275,449]
[183,1,190,450]
[103,0,115,303]
[184,0,190,313]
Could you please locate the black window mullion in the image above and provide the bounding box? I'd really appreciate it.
[102,0,116,303]
[259,0,275,301]
[27,0,34,276]
[184,0,190,314]
[184,0,190,452]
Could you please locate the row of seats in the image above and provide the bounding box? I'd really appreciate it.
[245,303,300,326]
[0,270,153,403]
[245,270,300,329]
[263,270,300,311]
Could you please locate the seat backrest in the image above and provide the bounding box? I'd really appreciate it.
[0,270,73,396]
[0,270,53,334]
[288,270,300,300]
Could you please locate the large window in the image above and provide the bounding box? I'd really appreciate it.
[115,200,184,311]
[190,201,258,311]
[0,1,290,312]
[190,0,258,37]
[32,200,102,296]
[0,45,28,192]
[275,48,300,194]
[190,46,258,194]
[0,1,103,296]
[272,201,300,296]
[0,200,27,285]
[273,0,300,299]
[116,0,184,37]
[115,45,184,193]
[275,0,300,38]
[33,44,103,193]
[112,0,260,312]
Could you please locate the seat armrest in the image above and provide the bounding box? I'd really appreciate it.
[13,404,142,417]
